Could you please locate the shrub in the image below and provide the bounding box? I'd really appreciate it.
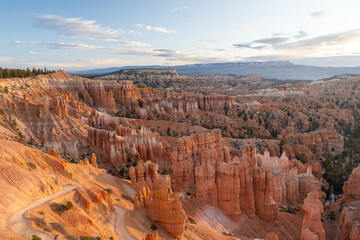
[50,203,67,214]
[329,211,336,221]
[32,235,42,240]
[80,237,92,240]
[31,217,52,232]
[65,201,73,210]
[187,217,196,224]
[151,222,158,231]
[27,162,37,169]
[105,188,113,194]
[50,222,67,234]
[64,235,77,240]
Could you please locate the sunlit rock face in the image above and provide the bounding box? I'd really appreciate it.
[338,165,360,240]
[190,138,319,223]
[129,161,171,191]
[300,184,325,240]
[134,187,186,240]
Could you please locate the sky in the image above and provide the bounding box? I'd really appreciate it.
[2,0,360,70]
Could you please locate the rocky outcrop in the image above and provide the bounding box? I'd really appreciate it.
[338,165,360,240]
[282,129,344,156]
[338,202,360,240]
[144,231,159,240]
[300,184,325,240]
[216,162,241,217]
[190,142,318,223]
[253,168,279,224]
[298,166,318,203]
[129,161,171,191]
[88,111,167,166]
[171,130,230,192]
[343,164,360,202]
[265,232,279,240]
[134,187,186,239]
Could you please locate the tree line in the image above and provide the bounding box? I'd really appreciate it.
[0,67,56,78]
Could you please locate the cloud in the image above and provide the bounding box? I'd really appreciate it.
[172,6,187,12]
[36,41,227,64]
[233,43,267,50]
[233,30,312,50]
[277,29,360,51]
[310,11,326,19]
[294,30,308,39]
[200,39,216,43]
[38,42,98,50]
[29,51,38,55]
[32,14,122,41]
[12,40,26,44]
[136,24,177,34]
[0,56,13,64]
[122,41,148,47]
[253,37,289,45]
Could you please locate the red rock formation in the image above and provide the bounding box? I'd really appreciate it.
[338,203,360,240]
[282,129,344,156]
[298,166,318,203]
[253,168,279,224]
[300,184,325,240]
[91,153,97,167]
[338,165,360,240]
[144,231,159,240]
[265,232,279,240]
[195,155,217,206]
[239,163,256,218]
[343,164,360,202]
[134,187,186,239]
[171,130,229,192]
[129,161,170,191]
[49,146,60,158]
[216,162,241,217]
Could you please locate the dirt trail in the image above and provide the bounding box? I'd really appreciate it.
[115,206,137,240]
[10,185,79,240]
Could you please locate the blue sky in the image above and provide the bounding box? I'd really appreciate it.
[1,0,360,70]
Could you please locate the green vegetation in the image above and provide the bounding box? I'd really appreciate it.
[151,222,158,231]
[50,222,67,234]
[0,67,55,78]
[32,235,42,240]
[65,201,74,210]
[321,124,360,197]
[31,217,52,232]
[50,203,67,214]
[80,237,92,240]
[27,162,37,169]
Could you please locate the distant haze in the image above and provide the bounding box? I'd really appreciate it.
[71,61,360,80]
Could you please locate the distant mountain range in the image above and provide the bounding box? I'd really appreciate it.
[70,61,360,80]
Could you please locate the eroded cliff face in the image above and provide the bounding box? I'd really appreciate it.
[134,187,186,239]
[0,71,358,240]
[129,161,171,191]
[183,138,319,223]
[300,184,325,240]
[337,165,360,240]
[338,203,360,240]
[343,164,360,202]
